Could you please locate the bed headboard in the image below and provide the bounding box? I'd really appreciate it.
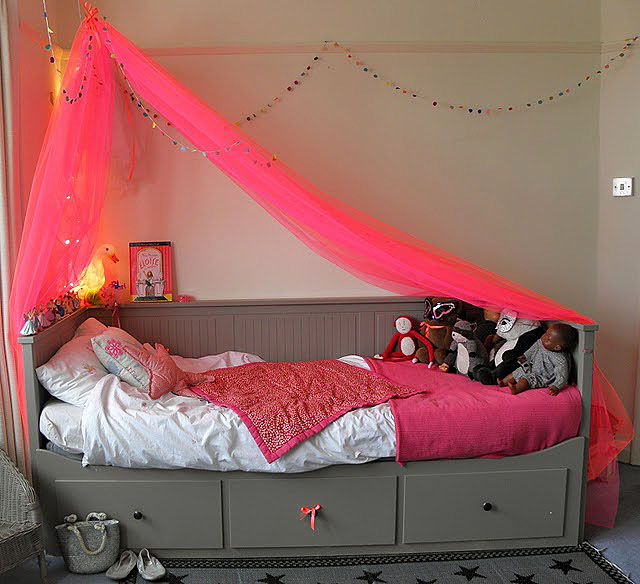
[18,298,597,476]
[18,308,112,458]
[115,298,425,360]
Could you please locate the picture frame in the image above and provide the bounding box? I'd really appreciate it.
[129,241,173,302]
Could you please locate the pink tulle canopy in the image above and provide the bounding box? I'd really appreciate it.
[10,7,632,525]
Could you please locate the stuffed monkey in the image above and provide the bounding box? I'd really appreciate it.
[374,316,435,364]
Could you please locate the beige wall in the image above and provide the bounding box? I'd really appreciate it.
[598,0,640,462]
[49,0,601,312]
[28,2,640,448]
[18,1,640,452]
[9,0,60,256]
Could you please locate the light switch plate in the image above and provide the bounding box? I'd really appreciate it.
[613,177,634,197]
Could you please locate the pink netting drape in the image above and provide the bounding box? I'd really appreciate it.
[9,17,115,432]
[10,9,633,526]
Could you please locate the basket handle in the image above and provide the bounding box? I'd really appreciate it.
[67,523,108,556]
[85,512,107,522]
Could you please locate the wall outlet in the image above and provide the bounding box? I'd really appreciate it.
[613,177,634,197]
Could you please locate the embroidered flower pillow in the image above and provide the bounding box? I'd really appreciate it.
[92,332,214,399]
[36,318,109,408]
[91,327,149,389]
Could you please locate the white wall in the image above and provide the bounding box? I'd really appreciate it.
[46,0,602,311]
[598,0,640,462]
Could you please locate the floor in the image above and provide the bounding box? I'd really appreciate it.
[586,463,640,581]
[2,463,638,584]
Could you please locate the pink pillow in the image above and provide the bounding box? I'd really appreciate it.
[135,345,214,399]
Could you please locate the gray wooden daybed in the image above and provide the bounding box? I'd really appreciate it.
[19,297,596,558]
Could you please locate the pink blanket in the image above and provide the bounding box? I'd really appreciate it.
[366,359,582,463]
[190,360,421,463]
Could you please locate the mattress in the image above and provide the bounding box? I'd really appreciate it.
[40,398,84,454]
[41,354,397,473]
[40,351,580,474]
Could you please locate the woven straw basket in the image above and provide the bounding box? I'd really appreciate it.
[55,512,120,574]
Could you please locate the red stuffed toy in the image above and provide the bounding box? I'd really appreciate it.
[374,316,435,365]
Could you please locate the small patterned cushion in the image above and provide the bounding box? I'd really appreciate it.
[91,328,149,390]
[135,344,194,399]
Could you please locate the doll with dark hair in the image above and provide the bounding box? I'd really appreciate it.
[498,323,578,396]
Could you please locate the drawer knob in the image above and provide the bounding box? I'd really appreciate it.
[483,502,493,512]
[133,511,143,520]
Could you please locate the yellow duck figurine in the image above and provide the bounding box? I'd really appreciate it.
[72,243,119,306]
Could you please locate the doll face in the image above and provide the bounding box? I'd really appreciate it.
[396,317,412,334]
[541,324,570,352]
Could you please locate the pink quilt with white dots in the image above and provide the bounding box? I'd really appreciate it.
[189,360,422,463]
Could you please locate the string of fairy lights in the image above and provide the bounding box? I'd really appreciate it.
[43,2,639,160]
[234,50,328,127]
[331,38,638,114]
[41,0,56,65]
[109,31,639,159]
[112,45,275,164]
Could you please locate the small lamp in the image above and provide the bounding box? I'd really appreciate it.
[72,243,119,306]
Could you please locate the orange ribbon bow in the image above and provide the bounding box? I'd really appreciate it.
[420,322,447,333]
[300,504,322,531]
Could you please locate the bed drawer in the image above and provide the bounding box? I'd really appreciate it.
[55,480,222,549]
[229,476,397,548]
[403,469,567,543]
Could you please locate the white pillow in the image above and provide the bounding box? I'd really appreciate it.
[75,317,108,338]
[36,318,109,408]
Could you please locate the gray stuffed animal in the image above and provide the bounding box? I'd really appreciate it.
[471,310,544,385]
[441,319,488,377]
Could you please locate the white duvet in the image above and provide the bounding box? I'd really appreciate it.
[75,352,396,472]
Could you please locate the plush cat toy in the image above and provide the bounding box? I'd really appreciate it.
[471,310,543,385]
[374,316,435,364]
[439,319,488,376]
[414,297,464,366]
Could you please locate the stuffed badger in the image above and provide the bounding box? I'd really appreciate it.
[439,319,488,377]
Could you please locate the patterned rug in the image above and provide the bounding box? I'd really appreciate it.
[125,543,633,584]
